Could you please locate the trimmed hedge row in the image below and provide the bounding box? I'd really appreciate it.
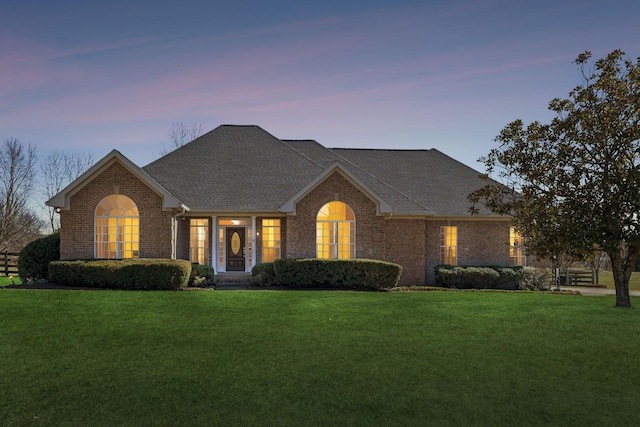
[49,259,192,290]
[434,265,527,290]
[252,258,403,290]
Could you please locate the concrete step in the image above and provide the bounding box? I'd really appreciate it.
[216,273,251,286]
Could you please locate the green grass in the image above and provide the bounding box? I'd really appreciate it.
[1,290,639,426]
[598,270,640,290]
[0,275,20,286]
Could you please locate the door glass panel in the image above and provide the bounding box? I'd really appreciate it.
[231,232,241,255]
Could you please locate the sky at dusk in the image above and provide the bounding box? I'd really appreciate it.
[2,0,640,172]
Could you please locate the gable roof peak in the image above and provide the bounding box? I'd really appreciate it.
[279,161,393,215]
[47,149,185,211]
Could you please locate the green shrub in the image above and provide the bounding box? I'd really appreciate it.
[519,267,553,291]
[49,259,191,290]
[435,266,464,288]
[18,232,60,282]
[251,262,276,286]
[273,258,402,290]
[496,267,521,290]
[460,267,500,289]
[188,263,215,287]
[434,265,523,289]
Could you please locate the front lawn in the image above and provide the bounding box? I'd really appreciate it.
[1,290,639,426]
[597,270,640,290]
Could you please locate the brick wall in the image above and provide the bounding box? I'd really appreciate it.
[59,161,174,259]
[281,172,523,287]
[286,171,386,260]
[383,218,426,286]
[285,171,427,286]
[424,219,519,285]
[58,162,527,285]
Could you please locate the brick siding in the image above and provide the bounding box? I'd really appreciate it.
[283,173,524,286]
[286,171,385,258]
[424,220,526,285]
[383,218,426,286]
[60,163,529,286]
[59,161,174,260]
[285,171,428,286]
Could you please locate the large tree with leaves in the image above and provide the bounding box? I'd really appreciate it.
[469,50,640,307]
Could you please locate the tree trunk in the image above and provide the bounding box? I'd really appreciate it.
[609,250,632,308]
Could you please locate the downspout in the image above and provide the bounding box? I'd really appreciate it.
[172,205,188,260]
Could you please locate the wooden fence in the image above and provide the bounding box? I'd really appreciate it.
[565,269,595,286]
[1,251,19,276]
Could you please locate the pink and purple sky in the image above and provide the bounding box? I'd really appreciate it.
[2,0,639,170]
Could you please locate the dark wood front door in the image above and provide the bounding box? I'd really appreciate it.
[226,227,245,271]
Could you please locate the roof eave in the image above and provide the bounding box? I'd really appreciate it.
[46,149,187,211]
[279,162,393,215]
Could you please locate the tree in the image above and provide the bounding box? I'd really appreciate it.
[0,138,43,252]
[160,122,203,156]
[40,150,94,232]
[584,250,610,285]
[469,50,640,308]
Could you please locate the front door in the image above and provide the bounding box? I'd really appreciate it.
[226,227,245,271]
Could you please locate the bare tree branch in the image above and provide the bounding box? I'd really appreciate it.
[159,122,204,156]
[0,138,43,251]
[40,150,94,232]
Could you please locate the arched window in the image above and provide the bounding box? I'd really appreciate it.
[316,201,355,259]
[95,195,139,259]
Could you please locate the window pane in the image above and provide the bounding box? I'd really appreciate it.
[440,226,457,265]
[189,218,209,265]
[94,195,139,259]
[262,219,281,263]
[316,202,355,259]
[509,227,525,266]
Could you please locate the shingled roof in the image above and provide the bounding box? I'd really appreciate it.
[142,125,495,216]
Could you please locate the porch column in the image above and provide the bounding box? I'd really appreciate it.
[171,216,176,259]
[251,215,257,270]
[211,216,217,271]
[171,215,178,260]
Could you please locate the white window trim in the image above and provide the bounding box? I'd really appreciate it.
[316,202,356,260]
[94,195,139,259]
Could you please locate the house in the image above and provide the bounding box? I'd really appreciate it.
[47,125,525,286]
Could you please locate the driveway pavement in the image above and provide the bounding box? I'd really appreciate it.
[561,286,640,296]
